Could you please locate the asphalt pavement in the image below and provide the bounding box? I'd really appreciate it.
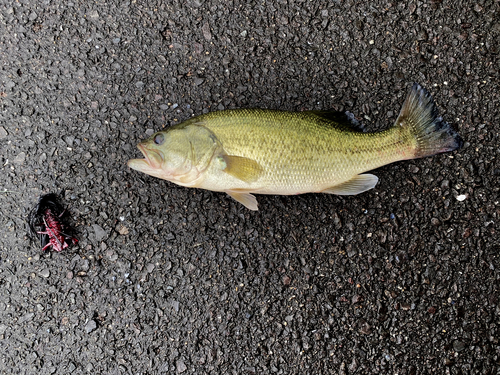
[0,0,499,374]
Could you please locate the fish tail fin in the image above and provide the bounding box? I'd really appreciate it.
[396,83,463,159]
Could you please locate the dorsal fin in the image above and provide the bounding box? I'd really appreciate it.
[306,111,366,132]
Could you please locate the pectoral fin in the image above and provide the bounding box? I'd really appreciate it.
[221,155,263,183]
[226,191,259,211]
[322,174,379,195]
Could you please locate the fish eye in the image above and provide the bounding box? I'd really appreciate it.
[153,133,165,145]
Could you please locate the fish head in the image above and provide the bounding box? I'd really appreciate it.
[127,124,220,186]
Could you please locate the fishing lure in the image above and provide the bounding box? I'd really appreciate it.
[28,193,78,252]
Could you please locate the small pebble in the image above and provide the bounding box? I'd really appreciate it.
[92,224,107,241]
[85,320,97,333]
[39,269,50,278]
[283,275,291,285]
[13,152,26,165]
[431,217,440,226]
[359,322,371,335]
[453,340,466,352]
[176,360,187,373]
[116,224,129,235]
[352,294,363,304]
[106,249,118,261]
[0,126,8,139]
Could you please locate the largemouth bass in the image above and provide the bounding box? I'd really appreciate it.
[128,83,462,211]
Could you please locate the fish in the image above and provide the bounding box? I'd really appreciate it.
[128,83,462,211]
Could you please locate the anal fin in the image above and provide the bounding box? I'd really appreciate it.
[226,191,259,211]
[322,174,379,195]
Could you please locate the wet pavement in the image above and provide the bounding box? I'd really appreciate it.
[0,0,499,373]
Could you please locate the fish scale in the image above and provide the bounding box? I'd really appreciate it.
[195,110,373,187]
[195,109,407,191]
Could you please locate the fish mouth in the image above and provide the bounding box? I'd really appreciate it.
[127,143,164,172]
